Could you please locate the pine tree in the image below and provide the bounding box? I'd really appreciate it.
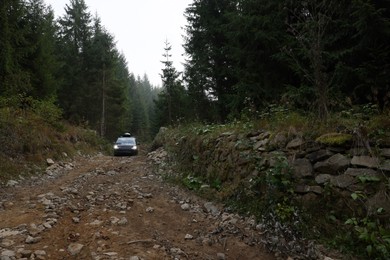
[131,76,150,140]
[57,0,92,121]
[156,40,187,126]
[183,0,238,122]
[160,40,180,124]
[24,0,59,99]
[226,0,291,115]
[56,1,135,139]
[84,16,117,136]
[128,74,159,141]
[0,0,30,96]
[104,50,131,140]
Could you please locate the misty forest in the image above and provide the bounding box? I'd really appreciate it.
[1,0,389,141]
[1,0,390,258]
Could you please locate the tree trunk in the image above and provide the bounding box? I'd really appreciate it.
[313,40,328,121]
[100,66,106,137]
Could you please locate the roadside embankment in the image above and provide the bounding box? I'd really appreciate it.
[151,124,390,259]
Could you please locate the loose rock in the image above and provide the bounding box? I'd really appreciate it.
[67,243,84,256]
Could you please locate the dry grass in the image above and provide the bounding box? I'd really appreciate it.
[0,108,108,184]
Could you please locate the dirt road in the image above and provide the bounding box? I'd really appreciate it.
[0,154,275,259]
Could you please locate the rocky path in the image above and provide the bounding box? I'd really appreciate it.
[0,154,275,260]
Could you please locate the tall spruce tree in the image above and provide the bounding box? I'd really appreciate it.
[104,50,131,140]
[24,0,59,99]
[84,16,116,136]
[56,1,132,140]
[0,0,30,96]
[156,40,187,126]
[226,0,292,115]
[57,0,92,121]
[184,0,238,122]
[111,52,133,139]
[127,74,160,140]
[130,76,150,141]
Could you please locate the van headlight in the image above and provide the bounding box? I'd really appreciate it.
[131,145,137,150]
[114,145,119,149]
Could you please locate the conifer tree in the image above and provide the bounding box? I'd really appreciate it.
[57,0,92,120]
[184,0,238,122]
[24,0,59,99]
[226,0,291,115]
[0,0,30,96]
[103,50,131,140]
[156,40,187,126]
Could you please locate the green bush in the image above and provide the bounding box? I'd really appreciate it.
[345,216,390,259]
[31,98,62,125]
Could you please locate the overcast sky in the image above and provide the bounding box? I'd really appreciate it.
[45,0,193,86]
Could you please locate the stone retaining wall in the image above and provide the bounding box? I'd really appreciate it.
[154,127,390,217]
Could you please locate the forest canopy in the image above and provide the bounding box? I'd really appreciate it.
[180,0,390,122]
[156,0,390,126]
[1,0,389,140]
[0,0,159,141]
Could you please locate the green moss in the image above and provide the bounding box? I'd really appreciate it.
[315,133,353,145]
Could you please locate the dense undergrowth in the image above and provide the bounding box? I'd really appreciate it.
[153,105,390,259]
[0,99,110,185]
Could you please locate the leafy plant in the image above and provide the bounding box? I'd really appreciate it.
[275,199,297,222]
[357,175,381,184]
[350,191,366,201]
[182,175,203,190]
[210,177,222,191]
[345,216,390,259]
[266,153,294,194]
[32,98,63,125]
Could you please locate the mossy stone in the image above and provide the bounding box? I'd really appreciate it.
[315,133,353,146]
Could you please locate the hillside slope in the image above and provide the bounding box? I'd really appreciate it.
[0,106,107,185]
